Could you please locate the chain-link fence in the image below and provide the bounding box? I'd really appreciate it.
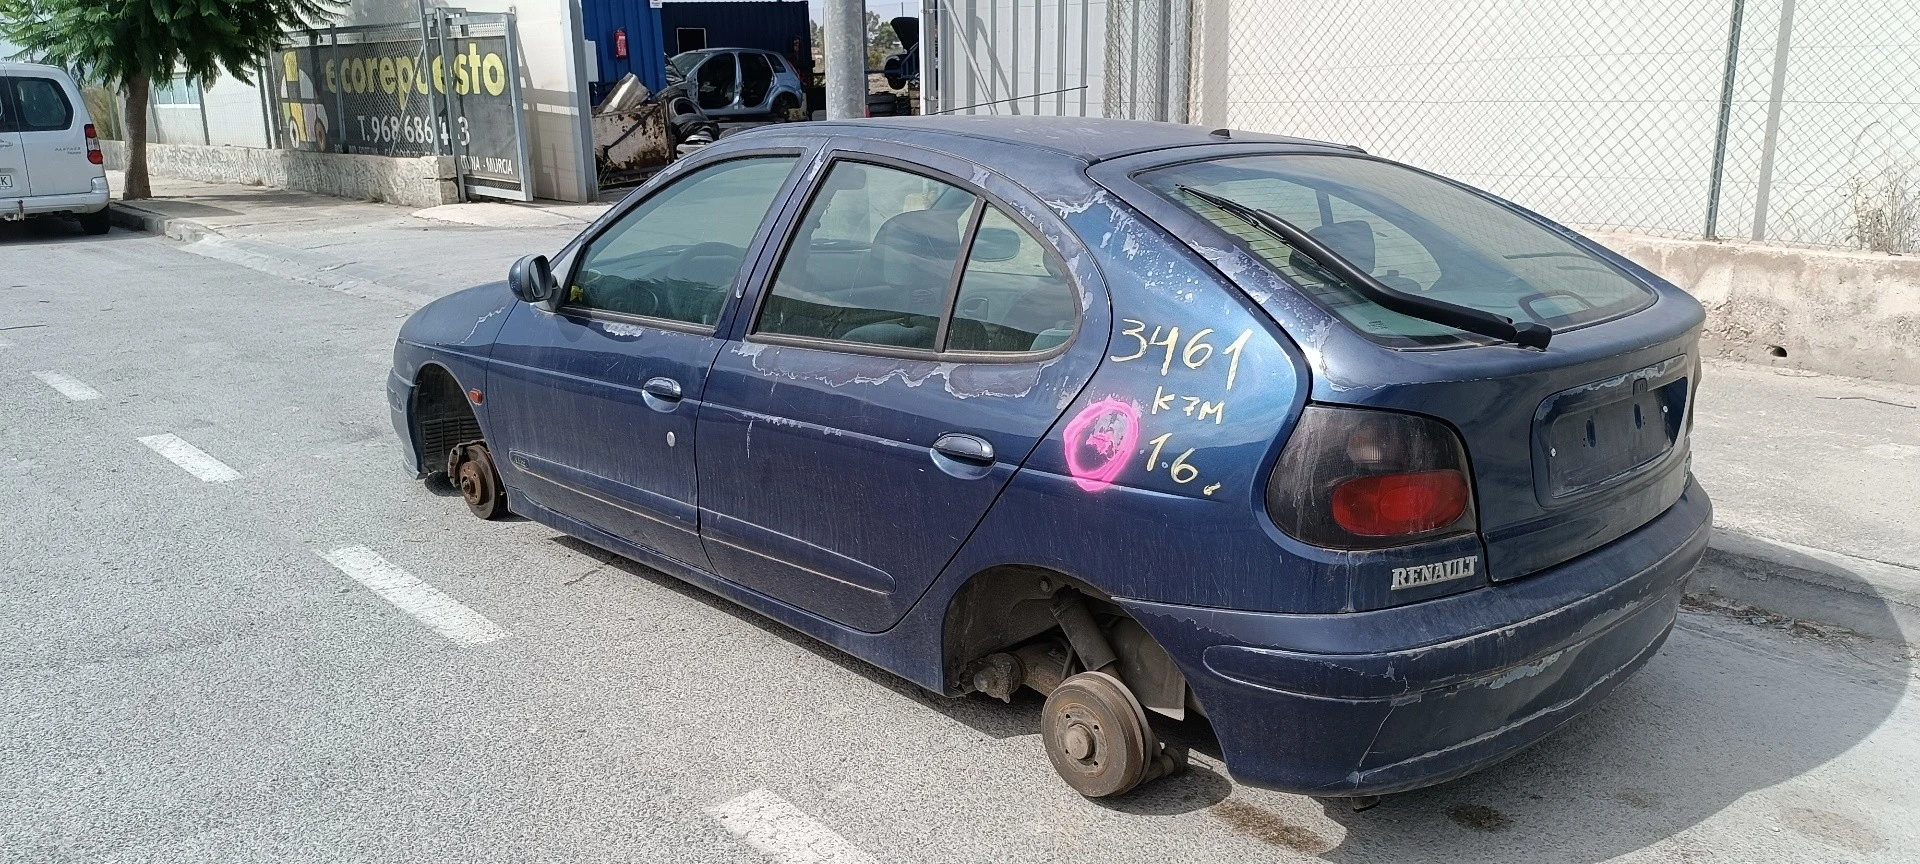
[1192,0,1920,252]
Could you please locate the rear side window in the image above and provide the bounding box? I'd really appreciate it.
[1143,154,1655,348]
[10,77,73,132]
[567,156,799,327]
[756,160,1076,355]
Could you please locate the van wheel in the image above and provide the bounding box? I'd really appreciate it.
[79,208,111,236]
[448,441,509,520]
[1041,671,1158,797]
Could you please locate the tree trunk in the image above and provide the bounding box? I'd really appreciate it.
[123,77,152,200]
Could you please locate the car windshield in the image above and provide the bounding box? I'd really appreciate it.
[668,51,713,80]
[1142,154,1657,348]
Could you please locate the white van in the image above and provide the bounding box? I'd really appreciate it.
[0,62,110,234]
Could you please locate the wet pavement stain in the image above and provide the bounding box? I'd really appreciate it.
[1209,799,1331,854]
[1446,804,1514,832]
[1778,805,1885,856]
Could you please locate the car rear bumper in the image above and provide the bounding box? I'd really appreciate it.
[1119,476,1711,796]
[14,190,108,216]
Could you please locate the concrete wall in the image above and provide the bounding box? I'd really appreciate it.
[1592,232,1920,384]
[102,140,457,208]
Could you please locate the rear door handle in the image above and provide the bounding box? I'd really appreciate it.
[642,377,682,400]
[932,433,995,464]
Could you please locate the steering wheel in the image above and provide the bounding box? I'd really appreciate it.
[665,242,747,280]
[576,271,663,318]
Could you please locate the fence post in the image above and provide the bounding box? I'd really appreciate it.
[1750,0,1797,241]
[1705,0,1746,240]
[330,26,347,154]
[434,10,468,202]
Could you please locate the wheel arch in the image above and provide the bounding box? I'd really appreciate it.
[410,360,484,478]
[939,564,1190,718]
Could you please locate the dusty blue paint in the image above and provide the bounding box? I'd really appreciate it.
[388,118,1713,796]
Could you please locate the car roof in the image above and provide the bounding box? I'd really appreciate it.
[0,61,74,78]
[796,116,1362,165]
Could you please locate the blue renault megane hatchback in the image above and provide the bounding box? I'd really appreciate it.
[389,117,1710,800]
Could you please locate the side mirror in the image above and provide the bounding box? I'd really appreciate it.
[508,254,559,304]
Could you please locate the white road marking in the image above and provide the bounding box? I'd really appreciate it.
[33,371,101,401]
[319,546,506,646]
[137,434,242,483]
[706,789,875,864]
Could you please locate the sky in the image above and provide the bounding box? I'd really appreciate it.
[803,0,920,25]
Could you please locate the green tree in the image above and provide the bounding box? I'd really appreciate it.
[0,0,337,199]
[865,11,900,71]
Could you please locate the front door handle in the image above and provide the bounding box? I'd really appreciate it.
[932,433,995,464]
[642,377,683,400]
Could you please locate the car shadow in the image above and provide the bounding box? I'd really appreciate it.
[543,533,1910,858]
[0,218,137,244]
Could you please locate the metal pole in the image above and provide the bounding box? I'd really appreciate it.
[417,0,443,157]
[1167,0,1190,123]
[824,0,866,119]
[1078,0,1088,115]
[1751,0,1797,241]
[1010,0,1021,115]
[1704,0,1745,240]
[506,12,540,201]
[1032,0,1042,115]
[435,11,468,202]
[964,0,976,114]
[1055,0,1066,115]
[330,26,347,153]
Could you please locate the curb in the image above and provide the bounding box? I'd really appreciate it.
[108,201,215,243]
[1687,529,1919,645]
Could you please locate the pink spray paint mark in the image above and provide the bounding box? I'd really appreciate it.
[1063,398,1140,492]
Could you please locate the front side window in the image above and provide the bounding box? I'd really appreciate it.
[567,156,799,327]
[756,160,1076,355]
[11,78,73,131]
[1143,154,1656,347]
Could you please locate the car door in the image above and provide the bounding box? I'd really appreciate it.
[0,78,27,204]
[485,151,810,569]
[694,52,741,115]
[9,74,87,197]
[696,144,1105,632]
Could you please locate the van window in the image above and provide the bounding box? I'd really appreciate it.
[10,77,73,132]
[1144,154,1657,348]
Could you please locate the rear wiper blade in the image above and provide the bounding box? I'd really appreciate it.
[1176,185,1551,349]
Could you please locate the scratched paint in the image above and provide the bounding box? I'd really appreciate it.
[1063,397,1141,492]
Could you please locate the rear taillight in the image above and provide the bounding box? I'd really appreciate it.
[85,124,102,164]
[1267,405,1477,549]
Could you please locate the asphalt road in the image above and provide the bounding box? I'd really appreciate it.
[3,220,1917,863]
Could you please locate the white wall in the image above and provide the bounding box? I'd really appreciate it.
[203,75,272,148]
[929,0,1109,116]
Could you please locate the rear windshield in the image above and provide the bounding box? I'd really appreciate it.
[1141,154,1656,348]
